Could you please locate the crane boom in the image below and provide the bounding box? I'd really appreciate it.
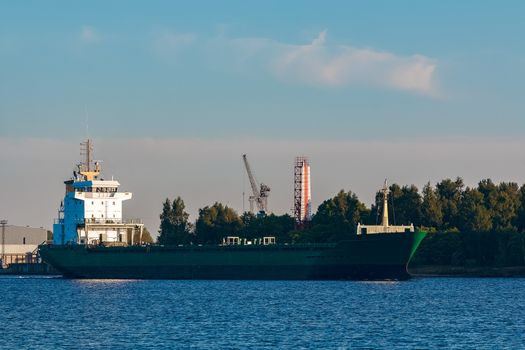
[242,154,270,213]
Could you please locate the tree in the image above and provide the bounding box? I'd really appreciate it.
[308,190,370,242]
[239,211,259,238]
[388,184,422,226]
[436,177,464,229]
[240,212,294,243]
[421,182,443,228]
[516,185,525,232]
[494,182,520,230]
[478,180,520,231]
[261,213,294,243]
[458,187,492,232]
[195,202,242,244]
[134,227,154,244]
[158,197,192,245]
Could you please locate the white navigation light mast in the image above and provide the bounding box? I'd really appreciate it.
[382,179,389,226]
[242,154,270,213]
[356,180,414,235]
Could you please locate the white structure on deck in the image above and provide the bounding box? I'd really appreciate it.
[222,236,276,245]
[357,180,414,235]
[53,140,143,245]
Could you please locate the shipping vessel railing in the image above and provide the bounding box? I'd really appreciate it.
[54,218,143,225]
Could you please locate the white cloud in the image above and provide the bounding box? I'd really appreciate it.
[220,31,438,95]
[153,31,196,54]
[80,26,99,43]
[149,29,438,94]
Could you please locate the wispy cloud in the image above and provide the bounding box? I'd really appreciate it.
[80,25,100,44]
[223,30,438,95]
[153,30,196,55]
[152,29,439,93]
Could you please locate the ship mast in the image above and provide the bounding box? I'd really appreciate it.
[79,139,100,181]
[382,179,389,227]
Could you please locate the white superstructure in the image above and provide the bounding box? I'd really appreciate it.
[53,140,143,245]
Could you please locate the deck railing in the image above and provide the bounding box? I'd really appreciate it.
[54,218,143,225]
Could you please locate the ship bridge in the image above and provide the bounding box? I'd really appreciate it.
[53,140,143,246]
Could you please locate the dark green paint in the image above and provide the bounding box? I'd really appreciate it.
[39,231,427,280]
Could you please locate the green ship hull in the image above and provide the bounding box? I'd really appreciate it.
[39,231,426,280]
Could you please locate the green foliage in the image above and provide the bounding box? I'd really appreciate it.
[436,177,464,229]
[458,188,492,232]
[389,184,422,226]
[299,190,370,242]
[158,176,525,267]
[134,227,154,244]
[195,202,242,244]
[239,212,294,243]
[516,185,525,231]
[421,182,443,228]
[490,182,520,231]
[412,231,525,267]
[158,197,192,245]
[411,231,463,266]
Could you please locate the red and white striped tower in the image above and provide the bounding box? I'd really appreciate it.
[294,156,311,229]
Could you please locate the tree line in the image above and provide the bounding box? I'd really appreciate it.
[157,197,294,245]
[157,177,525,266]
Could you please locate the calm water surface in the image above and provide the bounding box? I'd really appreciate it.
[0,277,524,349]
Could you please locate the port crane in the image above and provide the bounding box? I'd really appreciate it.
[242,154,270,214]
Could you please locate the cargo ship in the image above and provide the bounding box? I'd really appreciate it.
[39,140,426,280]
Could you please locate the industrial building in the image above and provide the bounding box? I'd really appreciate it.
[1,224,49,267]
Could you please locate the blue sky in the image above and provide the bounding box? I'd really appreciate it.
[1,1,525,231]
[2,0,524,140]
